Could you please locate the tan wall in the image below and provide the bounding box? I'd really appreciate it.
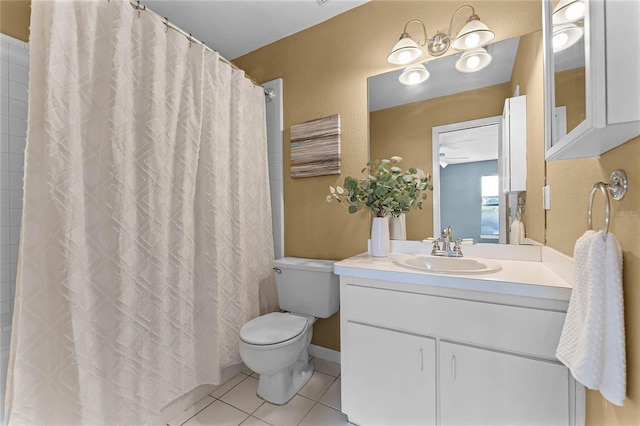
[0,0,30,42]
[555,67,587,135]
[370,83,511,241]
[8,0,640,422]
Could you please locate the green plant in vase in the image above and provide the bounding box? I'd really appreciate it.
[326,156,433,256]
[326,156,433,217]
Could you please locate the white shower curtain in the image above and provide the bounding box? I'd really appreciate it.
[6,0,277,424]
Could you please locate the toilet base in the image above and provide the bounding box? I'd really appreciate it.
[256,358,314,405]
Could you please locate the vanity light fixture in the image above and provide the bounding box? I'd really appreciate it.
[552,0,586,25]
[455,47,492,73]
[399,63,430,85]
[552,23,584,52]
[387,5,495,65]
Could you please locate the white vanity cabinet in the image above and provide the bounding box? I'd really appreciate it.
[340,276,582,426]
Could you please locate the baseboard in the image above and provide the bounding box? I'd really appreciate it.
[309,344,341,364]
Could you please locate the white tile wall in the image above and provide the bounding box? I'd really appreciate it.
[0,32,27,316]
[1,32,29,426]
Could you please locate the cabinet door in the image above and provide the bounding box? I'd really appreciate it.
[440,342,570,426]
[343,322,436,426]
[501,95,527,194]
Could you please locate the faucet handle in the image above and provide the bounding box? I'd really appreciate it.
[431,239,441,255]
[453,238,463,256]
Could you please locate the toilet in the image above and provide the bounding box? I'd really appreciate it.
[239,257,339,405]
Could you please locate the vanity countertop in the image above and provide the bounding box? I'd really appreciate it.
[334,252,573,304]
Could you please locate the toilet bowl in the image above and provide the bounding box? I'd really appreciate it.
[239,257,339,405]
[240,312,316,404]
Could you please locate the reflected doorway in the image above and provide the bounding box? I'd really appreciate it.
[432,116,507,244]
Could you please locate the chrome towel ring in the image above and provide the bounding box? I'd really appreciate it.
[587,170,628,235]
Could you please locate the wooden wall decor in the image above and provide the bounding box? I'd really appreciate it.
[290,114,341,178]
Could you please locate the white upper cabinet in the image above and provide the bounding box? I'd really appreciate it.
[543,0,640,160]
[501,95,527,193]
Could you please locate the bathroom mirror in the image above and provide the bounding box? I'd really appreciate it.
[543,0,640,160]
[545,0,585,150]
[369,33,538,242]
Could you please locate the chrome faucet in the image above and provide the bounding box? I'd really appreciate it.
[442,226,453,252]
[431,225,464,257]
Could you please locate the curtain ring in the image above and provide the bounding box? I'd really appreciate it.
[163,17,169,33]
[587,182,610,235]
[131,0,145,18]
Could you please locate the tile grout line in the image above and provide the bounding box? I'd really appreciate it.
[175,372,251,426]
[209,399,252,426]
[209,372,251,399]
[175,395,217,426]
[178,362,342,426]
[295,394,317,426]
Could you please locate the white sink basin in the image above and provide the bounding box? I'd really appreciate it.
[393,255,502,274]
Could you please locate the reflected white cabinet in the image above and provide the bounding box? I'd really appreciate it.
[501,95,527,194]
[344,322,436,425]
[544,0,640,160]
[340,277,584,426]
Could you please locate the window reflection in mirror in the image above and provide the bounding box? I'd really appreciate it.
[481,174,500,240]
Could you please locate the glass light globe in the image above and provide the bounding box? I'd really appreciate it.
[464,33,481,49]
[465,55,481,70]
[565,1,585,21]
[553,32,569,50]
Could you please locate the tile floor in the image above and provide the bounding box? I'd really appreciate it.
[168,357,350,426]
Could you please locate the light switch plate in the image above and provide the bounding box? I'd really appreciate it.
[543,185,551,210]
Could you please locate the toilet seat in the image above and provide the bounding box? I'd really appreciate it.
[240,312,308,346]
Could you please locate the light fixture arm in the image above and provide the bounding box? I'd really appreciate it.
[446,5,477,38]
[401,19,428,47]
[387,4,494,65]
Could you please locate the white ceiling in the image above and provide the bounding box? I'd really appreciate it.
[140,0,369,60]
[439,123,500,165]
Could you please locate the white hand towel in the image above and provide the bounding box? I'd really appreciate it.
[556,230,626,406]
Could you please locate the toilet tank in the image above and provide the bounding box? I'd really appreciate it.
[273,257,339,318]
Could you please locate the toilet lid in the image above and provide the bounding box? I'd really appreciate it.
[240,312,308,345]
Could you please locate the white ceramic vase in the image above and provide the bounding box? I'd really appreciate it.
[389,214,407,240]
[371,216,390,257]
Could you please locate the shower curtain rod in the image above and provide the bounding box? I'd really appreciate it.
[127,0,273,98]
